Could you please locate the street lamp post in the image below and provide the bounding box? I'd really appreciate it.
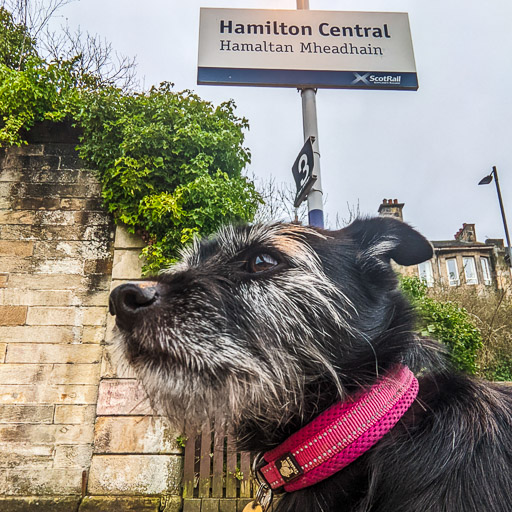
[478,166,512,266]
[297,0,324,228]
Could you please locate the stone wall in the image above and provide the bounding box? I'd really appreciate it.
[0,144,182,511]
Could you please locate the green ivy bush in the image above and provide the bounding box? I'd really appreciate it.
[1,10,261,272]
[400,276,483,375]
[75,83,260,272]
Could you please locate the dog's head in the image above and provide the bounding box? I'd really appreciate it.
[109,217,432,445]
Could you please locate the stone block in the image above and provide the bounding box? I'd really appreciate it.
[87,454,182,495]
[96,380,153,416]
[78,291,110,307]
[36,240,110,261]
[0,274,8,287]
[36,259,83,275]
[36,210,76,226]
[5,144,45,156]
[0,443,53,457]
[0,326,74,343]
[51,364,101,385]
[114,226,146,249]
[94,416,182,454]
[0,468,83,495]
[43,143,78,157]
[24,168,80,184]
[0,306,27,325]
[5,154,61,171]
[22,182,102,199]
[54,405,96,425]
[82,307,107,326]
[82,326,105,344]
[54,444,93,468]
[0,241,34,257]
[0,344,6,363]
[112,250,144,280]
[0,453,53,469]
[79,496,161,512]
[0,405,54,424]
[0,289,75,306]
[60,197,104,211]
[0,210,35,224]
[0,497,80,512]
[183,500,202,512]
[202,500,220,512]
[5,343,101,364]
[11,196,61,210]
[0,257,33,272]
[0,364,52,384]
[0,424,94,444]
[0,384,98,405]
[7,274,83,290]
[26,307,77,326]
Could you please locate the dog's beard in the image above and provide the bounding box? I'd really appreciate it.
[113,311,349,435]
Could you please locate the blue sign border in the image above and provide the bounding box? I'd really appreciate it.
[198,68,418,90]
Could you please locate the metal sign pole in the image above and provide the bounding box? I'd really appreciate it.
[297,0,324,228]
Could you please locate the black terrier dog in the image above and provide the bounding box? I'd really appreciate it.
[109,218,512,512]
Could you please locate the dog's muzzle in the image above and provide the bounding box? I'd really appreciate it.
[109,282,159,330]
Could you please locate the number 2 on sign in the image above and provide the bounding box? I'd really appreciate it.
[298,154,309,187]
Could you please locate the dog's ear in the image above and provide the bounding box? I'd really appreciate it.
[341,217,433,266]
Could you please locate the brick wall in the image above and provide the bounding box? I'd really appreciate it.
[0,144,182,511]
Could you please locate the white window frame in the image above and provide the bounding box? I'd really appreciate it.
[446,258,460,286]
[463,257,478,285]
[481,257,492,286]
[418,260,434,287]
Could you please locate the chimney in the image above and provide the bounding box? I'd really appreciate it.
[454,223,477,243]
[378,198,405,221]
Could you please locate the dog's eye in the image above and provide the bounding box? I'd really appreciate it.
[248,253,279,273]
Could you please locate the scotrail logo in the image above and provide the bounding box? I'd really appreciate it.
[352,72,402,86]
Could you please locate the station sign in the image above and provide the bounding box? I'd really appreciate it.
[198,8,418,90]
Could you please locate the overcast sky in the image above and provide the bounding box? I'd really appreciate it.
[50,0,512,242]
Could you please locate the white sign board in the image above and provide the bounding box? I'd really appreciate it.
[198,8,418,90]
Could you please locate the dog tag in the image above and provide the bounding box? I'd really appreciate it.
[242,502,263,512]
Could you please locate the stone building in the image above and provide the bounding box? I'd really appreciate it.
[378,199,512,290]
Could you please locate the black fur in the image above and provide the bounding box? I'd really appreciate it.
[110,218,512,512]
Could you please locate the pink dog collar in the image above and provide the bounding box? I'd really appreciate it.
[259,365,418,492]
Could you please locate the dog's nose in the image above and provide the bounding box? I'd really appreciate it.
[109,282,158,329]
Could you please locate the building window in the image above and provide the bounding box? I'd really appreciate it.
[418,261,434,287]
[446,258,460,286]
[463,257,478,285]
[481,257,492,286]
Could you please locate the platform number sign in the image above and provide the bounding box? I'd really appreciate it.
[292,136,317,207]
